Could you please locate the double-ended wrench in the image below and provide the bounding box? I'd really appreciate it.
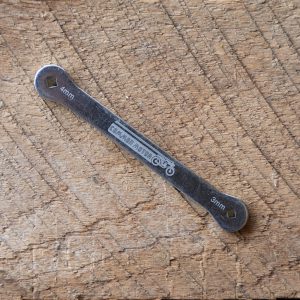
[34,65,248,232]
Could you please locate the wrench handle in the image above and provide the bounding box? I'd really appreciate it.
[34,65,248,232]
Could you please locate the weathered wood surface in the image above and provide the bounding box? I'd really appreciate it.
[0,0,299,299]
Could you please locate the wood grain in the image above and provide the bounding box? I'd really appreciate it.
[0,0,299,298]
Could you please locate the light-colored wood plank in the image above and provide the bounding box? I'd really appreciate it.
[0,0,299,298]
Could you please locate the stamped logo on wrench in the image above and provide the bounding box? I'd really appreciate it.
[108,121,175,176]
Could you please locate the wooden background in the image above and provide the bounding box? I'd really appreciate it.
[0,0,299,299]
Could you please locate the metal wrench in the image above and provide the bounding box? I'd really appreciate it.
[34,65,248,232]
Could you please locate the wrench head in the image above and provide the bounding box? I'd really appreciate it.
[34,64,75,104]
[213,193,249,232]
